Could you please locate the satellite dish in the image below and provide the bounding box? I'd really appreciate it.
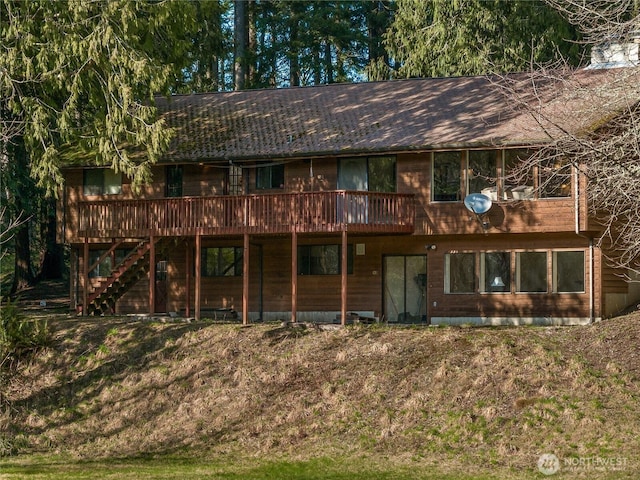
[464,193,492,215]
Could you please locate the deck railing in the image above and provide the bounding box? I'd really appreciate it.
[77,191,415,238]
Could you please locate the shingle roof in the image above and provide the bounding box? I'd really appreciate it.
[156,68,639,163]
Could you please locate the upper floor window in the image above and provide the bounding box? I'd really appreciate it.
[504,150,570,200]
[338,156,396,192]
[83,168,122,196]
[431,149,571,202]
[539,158,571,198]
[165,165,183,197]
[227,165,244,195]
[469,150,498,198]
[256,164,284,189]
[433,152,461,201]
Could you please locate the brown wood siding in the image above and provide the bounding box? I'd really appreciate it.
[182,164,227,196]
[83,232,595,320]
[61,153,588,243]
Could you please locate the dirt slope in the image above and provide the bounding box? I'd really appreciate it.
[2,311,640,476]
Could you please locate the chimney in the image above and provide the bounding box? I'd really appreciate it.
[586,31,639,69]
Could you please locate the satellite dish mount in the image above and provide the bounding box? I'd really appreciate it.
[464,193,493,230]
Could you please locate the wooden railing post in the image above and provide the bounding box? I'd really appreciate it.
[291,229,297,323]
[242,233,249,325]
[149,235,155,315]
[83,237,89,316]
[341,229,348,326]
[195,234,201,321]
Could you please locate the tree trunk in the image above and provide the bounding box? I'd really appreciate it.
[7,138,36,295]
[37,197,63,280]
[234,0,248,90]
[11,219,34,294]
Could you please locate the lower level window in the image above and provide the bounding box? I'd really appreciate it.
[445,253,475,293]
[298,244,354,275]
[202,247,243,277]
[446,249,585,295]
[88,249,127,278]
[481,252,510,293]
[553,251,585,292]
[516,251,548,292]
[516,252,548,293]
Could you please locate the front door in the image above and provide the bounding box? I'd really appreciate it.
[383,255,427,324]
[155,259,168,313]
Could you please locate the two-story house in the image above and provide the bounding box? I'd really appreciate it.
[57,68,640,325]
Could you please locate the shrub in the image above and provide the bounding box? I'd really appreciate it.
[0,299,49,367]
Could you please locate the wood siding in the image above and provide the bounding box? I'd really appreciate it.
[74,233,596,320]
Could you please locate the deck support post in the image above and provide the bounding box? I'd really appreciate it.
[291,230,297,323]
[243,233,250,325]
[83,237,89,316]
[185,238,192,318]
[341,229,347,326]
[149,235,155,316]
[195,233,201,321]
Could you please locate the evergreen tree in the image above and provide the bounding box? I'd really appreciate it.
[1,0,196,292]
[386,0,583,78]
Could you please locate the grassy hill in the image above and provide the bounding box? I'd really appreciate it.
[1,302,640,478]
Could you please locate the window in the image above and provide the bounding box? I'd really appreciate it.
[227,165,243,195]
[298,244,354,275]
[553,251,584,292]
[338,156,396,192]
[88,249,127,278]
[539,159,571,198]
[481,252,511,293]
[516,251,548,293]
[165,165,183,197]
[202,247,243,277]
[256,164,284,189]
[468,150,497,198]
[433,152,462,201]
[367,156,396,192]
[445,250,584,295]
[503,149,535,200]
[83,168,122,195]
[445,253,475,293]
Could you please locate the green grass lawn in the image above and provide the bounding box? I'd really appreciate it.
[0,455,531,480]
[1,454,635,480]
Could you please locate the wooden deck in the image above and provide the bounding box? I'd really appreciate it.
[77,191,415,239]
